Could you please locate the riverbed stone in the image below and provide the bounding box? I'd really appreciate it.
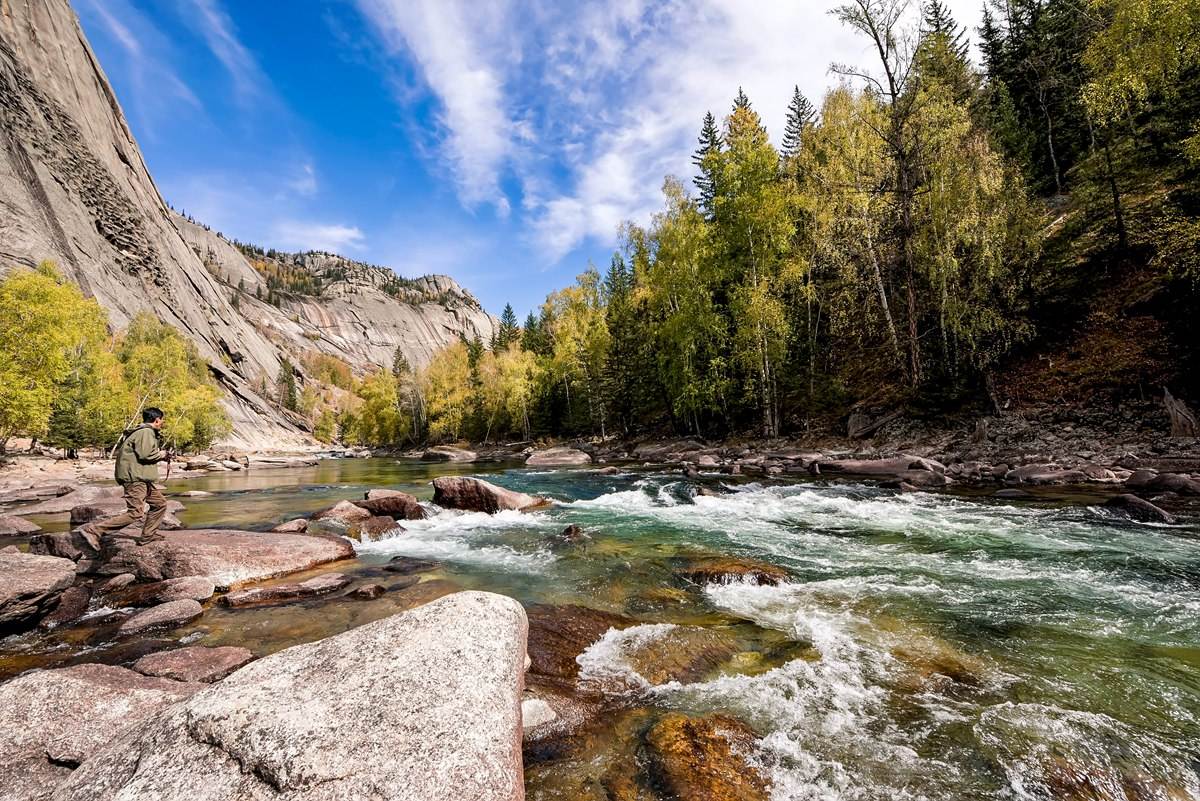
[118,599,203,636]
[624,626,740,686]
[220,573,351,608]
[421,445,478,462]
[1103,494,1177,524]
[357,492,427,520]
[526,446,593,467]
[313,499,371,524]
[675,556,788,587]
[349,582,387,600]
[1125,471,1200,495]
[94,529,355,589]
[0,550,76,632]
[0,514,40,536]
[133,645,255,683]
[644,713,769,801]
[525,604,634,689]
[13,484,123,515]
[38,585,91,630]
[108,575,216,607]
[271,518,308,533]
[0,664,201,801]
[54,591,528,801]
[432,476,546,513]
[354,515,402,541]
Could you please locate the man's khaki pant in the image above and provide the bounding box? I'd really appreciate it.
[91,480,167,540]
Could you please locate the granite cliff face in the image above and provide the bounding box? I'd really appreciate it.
[0,0,495,449]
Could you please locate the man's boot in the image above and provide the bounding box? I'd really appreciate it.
[136,532,166,546]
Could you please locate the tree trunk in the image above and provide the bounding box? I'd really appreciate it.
[1102,136,1128,253]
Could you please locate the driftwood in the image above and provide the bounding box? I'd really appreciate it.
[1164,388,1198,438]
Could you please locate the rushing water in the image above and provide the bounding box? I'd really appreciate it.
[5,458,1200,799]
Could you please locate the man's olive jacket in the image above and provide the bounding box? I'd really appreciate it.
[114,424,165,484]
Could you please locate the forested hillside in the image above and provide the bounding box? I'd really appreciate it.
[346,0,1199,447]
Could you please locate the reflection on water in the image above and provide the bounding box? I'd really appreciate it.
[4,458,1200,800]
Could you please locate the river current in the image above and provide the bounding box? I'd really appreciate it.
[6,458,1200,799]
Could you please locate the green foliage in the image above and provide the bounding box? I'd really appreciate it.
[277,358,299,412]
[496,304,520,349]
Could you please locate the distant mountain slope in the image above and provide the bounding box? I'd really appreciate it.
[0,0,494,449]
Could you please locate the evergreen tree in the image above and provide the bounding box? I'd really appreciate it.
[277,359,298,412]
[923,0,968,58]
[497,303,520,348]
[692,111,723,215]
[781,85,817,161]
[733,86,752,112]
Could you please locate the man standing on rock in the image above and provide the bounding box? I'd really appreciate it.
[79,407,171,550]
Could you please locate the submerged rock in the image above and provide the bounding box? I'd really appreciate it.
[117,599,203,636]
[623,625,740,686]
[55,592,528,801]
[0,664,201,801]
[382,555,442,575]
[1103,494,1177,524]
[94,529,354,589]
[421,445,478,462]
[644,713,769,801]
[220,573,351,608]
[525,604,633,689]
[358,492,427,520]
[526,446,592,467]
[349,582,387,600]
[676,556,788,587]
[0,550,76,632]
[432,476,546,513]
[133,645,255,683]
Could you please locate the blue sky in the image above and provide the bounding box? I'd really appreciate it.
[76,0,983,317]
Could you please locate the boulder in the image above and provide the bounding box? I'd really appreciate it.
[55,592,528,801]
[813,456,950,487]
[94,529,354,589]
[675,556,788,587]
[644,713,769,801]
[271,518,308,533]
[421,445,478,462]
[621,625,739,686]
[525,604,633,689]
[28,530,96,563]
[0,664,200,801]
[0,514,40,536]
[12,485,123,515]
[220,573,351,608]
[117,599,203,636]
[355,515,402,541]
[1003,464,1092,485]
[133,646,255,683]
[38,585,91,630]
[551,524,589,545]
[383,555,442,575]
[432,476,546,513]
[108,576,216,607]
[525,447,593,467]
[349,582,387,600]
[0,550,76,632]
[357,492,427,520]
[1125,471,1200,495]
[313,499,371,524]
[1103,494,1177,524]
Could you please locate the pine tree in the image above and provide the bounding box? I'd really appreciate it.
[733,86,752,112]
[781,85,816,161]
[692,111,723,215]
[277,359,298,412]
[497,303,519,349]
[923,0,968,59]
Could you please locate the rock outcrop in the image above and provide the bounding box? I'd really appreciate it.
[54,592,528,801]
[432,476,546,513]
[0,0,495,450]
[0,664,201,801]
[0,550,75,632]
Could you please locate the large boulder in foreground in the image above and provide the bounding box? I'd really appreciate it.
[432,476,546,513]
[0,664,200,801]
[95,529,354,589]
[0,550,76,632]
[56,591,528,801]
[526,446,592,467]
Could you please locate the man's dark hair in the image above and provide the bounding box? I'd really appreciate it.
[142,407,165,423]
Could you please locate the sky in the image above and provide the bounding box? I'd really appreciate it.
[76,0,985,317]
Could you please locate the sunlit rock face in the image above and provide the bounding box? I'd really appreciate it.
[0,1,495,450]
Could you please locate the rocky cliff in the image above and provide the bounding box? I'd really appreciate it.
[0,0,495,450]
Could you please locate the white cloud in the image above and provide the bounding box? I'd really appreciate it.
[185,0,269,105]
[272,221,366,253]
[286,163,319,197]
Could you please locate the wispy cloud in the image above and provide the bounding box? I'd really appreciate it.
[286,163,319,197]
[272,221,366,253]
[184,0,270,106]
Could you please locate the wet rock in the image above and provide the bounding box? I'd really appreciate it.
[383,555,442,575]
[432,476,546,513]
[350,582,386,600]
[0,514,40,536]
[676,556,788,587]
[108,575,216,607]
[270,518,308,533]
[313,499,371,523]
[358,492,427,520]
[0,481,75,505]
[622,625,739,685]
[133,645,255,683]
[890,635,988,688]
[0,550,76,632]
[644,713,769,801]
[525,604,633,689]
[354,515,403,541]
[1004,464,1090,485]
[551,524,589,545]
[220,573,351,608]
[56,592,528,801]
[38,585,91,630]
[27,531,90,562]
[994,488,1033,499]
[1103,494,1177,524]
[597,466,622,475]
[526,446,592,467]
[391,578,461,610]
[95,529,354,589]
[0,664,201,801]
[1125,471,1200,495]
[99,572,136,594]
[421,445,478,462]
[118,599,203,636]
[522,697,558,731]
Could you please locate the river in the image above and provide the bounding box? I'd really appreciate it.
[5,457,1199,799]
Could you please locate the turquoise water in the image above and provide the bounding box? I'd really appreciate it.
[9,458,1200,799]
